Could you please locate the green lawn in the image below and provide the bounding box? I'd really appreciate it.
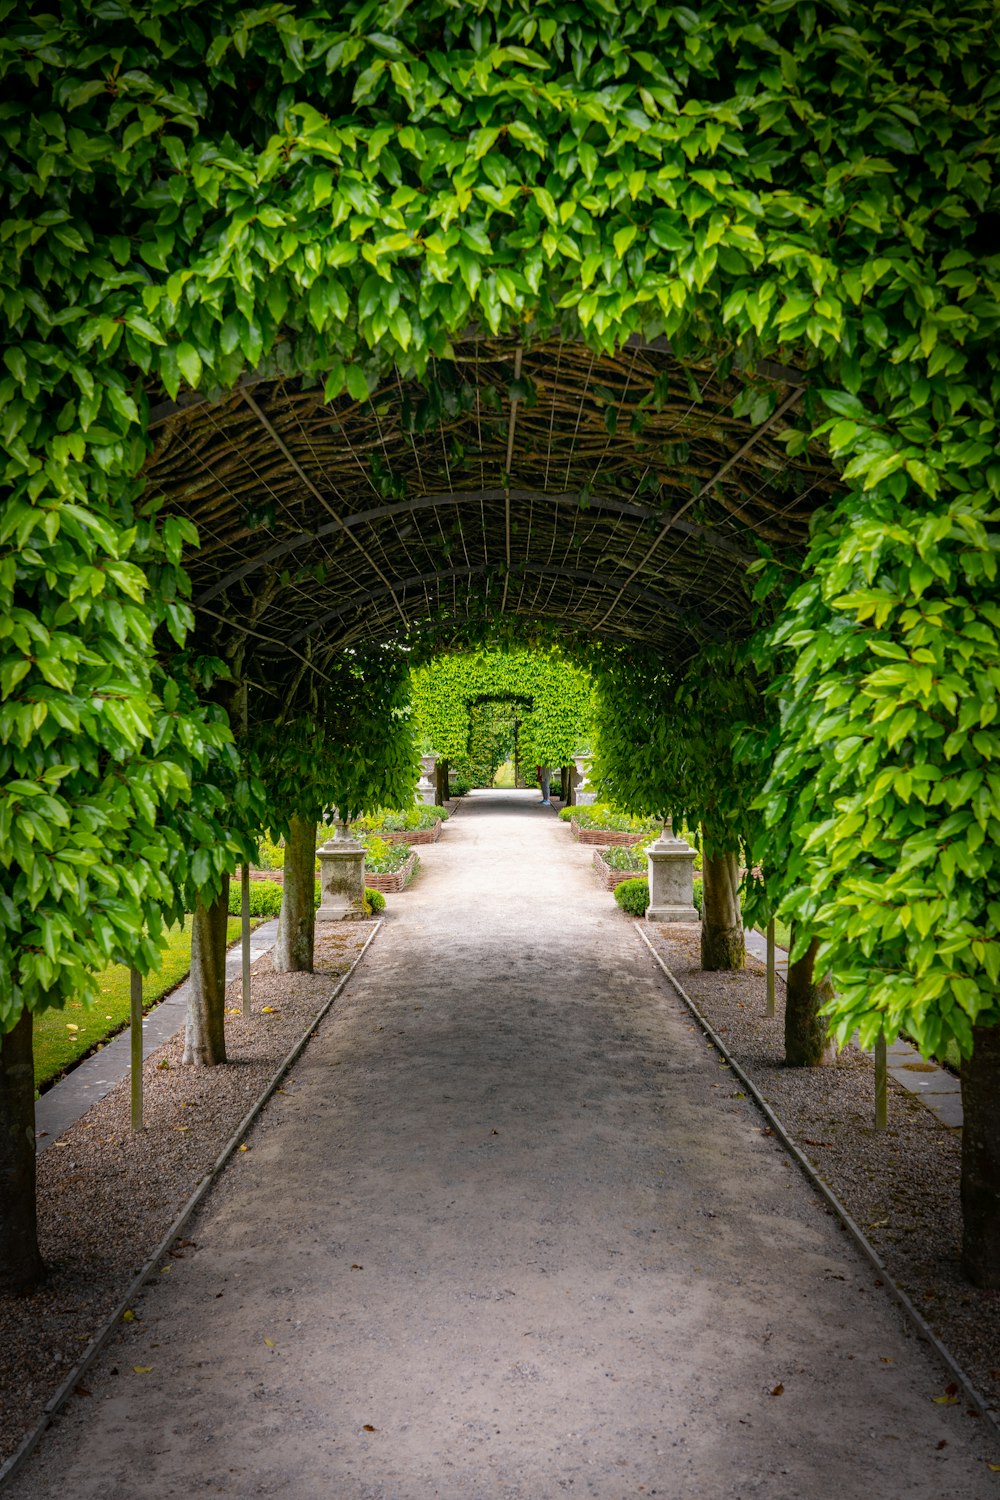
[754,919,792,950]
[34,916,245,1091]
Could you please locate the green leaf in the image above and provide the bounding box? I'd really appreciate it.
[175,343,202,389]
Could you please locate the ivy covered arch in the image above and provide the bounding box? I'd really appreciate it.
[3,0,1000,1286]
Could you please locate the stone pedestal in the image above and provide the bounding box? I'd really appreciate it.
[572,754,597,807]
[416,754,437,806]
[316,821,366,921]
[646,820,699,923]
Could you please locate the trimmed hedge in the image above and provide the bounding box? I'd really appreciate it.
[614,878,650,918]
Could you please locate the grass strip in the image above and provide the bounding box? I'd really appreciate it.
[34,917,247,1091]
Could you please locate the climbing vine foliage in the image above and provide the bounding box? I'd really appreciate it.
[410,650,592,772]
[0,0,999,1061]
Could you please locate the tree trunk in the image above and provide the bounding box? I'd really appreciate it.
[274,815,317,973]
[784,932,836,1067]
[700,835,745,971]
[0,1010,45,1293]
[182,877,230,1066]
[961,1023,1000,1288]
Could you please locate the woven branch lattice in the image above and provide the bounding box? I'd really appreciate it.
[145,336,839,685]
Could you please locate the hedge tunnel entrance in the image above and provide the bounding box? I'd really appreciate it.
[3,0,999,1305]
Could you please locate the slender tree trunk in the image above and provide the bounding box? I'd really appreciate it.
[0,1010,45,1293]
[274,816,317,973]
[961,1023,1000,1288]
[182,877,230,1066]
[700,831,745,971]
[784,932,836,1067]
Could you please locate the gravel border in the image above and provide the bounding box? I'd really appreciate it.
[0,923,378,1475]
[642,920,1000,1422]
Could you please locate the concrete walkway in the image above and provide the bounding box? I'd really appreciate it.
[9,792,993,1498]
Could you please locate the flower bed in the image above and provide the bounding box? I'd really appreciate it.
[364,851,419,893]
[384,817,441,846]
[572,818,647,847]
[593,848,647,890]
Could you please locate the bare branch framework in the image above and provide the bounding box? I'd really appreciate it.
[143,336,838,692]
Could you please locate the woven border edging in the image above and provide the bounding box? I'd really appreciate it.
[0,919,384,1492]
[633,922,1000,1444]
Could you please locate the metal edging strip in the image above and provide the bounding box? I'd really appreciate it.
[634,922,1000,1443]
[0,919,384,1492]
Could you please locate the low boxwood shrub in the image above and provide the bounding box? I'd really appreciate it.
[228,880,284,919]
[614,877,649,917]
[363,887,387,916]
[693,877,703,915]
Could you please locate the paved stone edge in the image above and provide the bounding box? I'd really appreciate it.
[634,923,1000,1441]
[0,920,384,1494]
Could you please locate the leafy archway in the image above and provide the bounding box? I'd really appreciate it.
[411,650,592,780]
[3,0,999,1286]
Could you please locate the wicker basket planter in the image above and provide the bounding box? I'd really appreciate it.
[383,818,442,846]
[571,817,647,847]
[364,851,418,893]
[593,848,646,890]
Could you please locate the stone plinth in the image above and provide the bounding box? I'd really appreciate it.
[572,754,597,807]
[316,824,365,921]
[416,754,437,806]
[646,820,699,923]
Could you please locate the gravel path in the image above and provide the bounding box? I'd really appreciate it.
[3,792,998,1497]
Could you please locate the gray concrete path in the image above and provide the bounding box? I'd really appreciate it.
[35,920,280,1152]
[9,792,994,1498]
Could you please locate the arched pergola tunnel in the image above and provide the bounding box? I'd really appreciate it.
[145,335,826,681]
[2,0,999,1300]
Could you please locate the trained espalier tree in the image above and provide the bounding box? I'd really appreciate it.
[410,649,593,774]
[1,0,998,1284]
[251,650,417,975]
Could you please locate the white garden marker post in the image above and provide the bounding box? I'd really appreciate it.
[241,685,252,1016]
[241,862,252,1016]
[129,967,143,1131]
[875,1030,888,1131]
[766,919,776,1018]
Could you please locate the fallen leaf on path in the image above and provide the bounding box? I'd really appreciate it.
[263,1338,275,1348]
[132,1366,153,1375]
[362,1424,377,1433]
[262,1006,277,1014]
[239,1144,249,1152]
[880,1357,895,1365]
[802,1138,833,1148]
[936,1440,948,1450]
[73,1385,91,1398]
[932,1394,959,1405]
[122,1310,136,1323]
[770,1383,784,1397]
[351,1264,363,1271]
[988,1463,1000,1472]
